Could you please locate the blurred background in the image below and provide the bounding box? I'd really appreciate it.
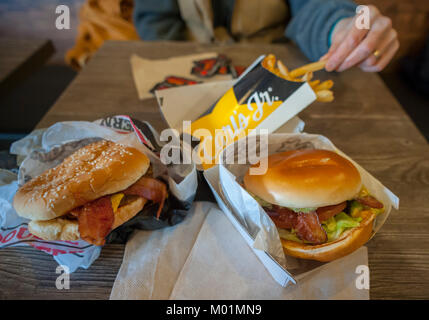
[0,0,428,168]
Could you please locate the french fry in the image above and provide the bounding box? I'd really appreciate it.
[277,60,289,77]
[317,95,334,102]
[289,60,326,78]
[314,80,334,91]
[272,69,286,80]
[309,80,321,88]
[262,54,276,70]
[316,89,334,102]
[287,77,305,82]
[272,66,302,82]
[301,71,313,82]
[262,55,334,102]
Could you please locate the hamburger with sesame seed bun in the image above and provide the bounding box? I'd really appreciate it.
[13,140,167,246]
[243,149,385,262]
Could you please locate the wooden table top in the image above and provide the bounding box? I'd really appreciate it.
[0,38,54,97]
[1,41,428,300]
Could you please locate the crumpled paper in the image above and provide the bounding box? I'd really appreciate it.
[131,53,233,100]
[0,116,197,272]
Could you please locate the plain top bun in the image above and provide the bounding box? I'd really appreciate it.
[14,140,150,221]
[244,149,362,208]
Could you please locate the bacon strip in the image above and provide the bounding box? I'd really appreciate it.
[356,196,384,209]
[316,201,347,222]
[294,212,327,244]
[74,177,167,245]
[265,205,328,244]
[266,206,296,229]
[123,177,167,219]
[76,196,114,246]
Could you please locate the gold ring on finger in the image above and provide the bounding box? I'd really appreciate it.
[373,50,381,59]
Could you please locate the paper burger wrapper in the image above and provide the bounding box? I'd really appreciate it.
[205,133,399,287]
[0,116,197,272]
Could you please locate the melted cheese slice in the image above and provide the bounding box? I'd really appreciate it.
[110,193,124,213]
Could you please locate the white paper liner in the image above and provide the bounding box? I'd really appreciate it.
[214,133,399,286]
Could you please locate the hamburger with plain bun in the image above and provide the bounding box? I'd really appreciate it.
[243,149,384,262]
[13,140,167,246]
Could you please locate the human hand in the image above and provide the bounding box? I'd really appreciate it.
[321,5,399,72]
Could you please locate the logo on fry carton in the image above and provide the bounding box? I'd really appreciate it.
[187,54,324,169]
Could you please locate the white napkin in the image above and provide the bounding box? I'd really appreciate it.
[110,202,369,300]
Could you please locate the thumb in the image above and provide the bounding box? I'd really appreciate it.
[322,17,353,61]
[319,53,329,61]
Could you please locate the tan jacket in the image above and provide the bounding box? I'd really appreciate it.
[66,0,139,70]
[178,0,289,43]
[67,0,288,69]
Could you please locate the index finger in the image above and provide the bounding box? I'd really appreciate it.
[289,61,326,78]
[325,7,381,71]
[337,16,392,71]
[325,25,369,71]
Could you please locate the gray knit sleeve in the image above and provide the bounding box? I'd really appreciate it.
[133,0,186,40]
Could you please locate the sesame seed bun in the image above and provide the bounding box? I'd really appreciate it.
[243,149,362,208]
[13,140,150,221]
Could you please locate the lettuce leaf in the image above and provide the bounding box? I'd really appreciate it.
[324,216,337,232]
[246,190,273,208]
[279,212,362,244]
[277,228,302,243]
[370,207,384,216]
[350,199,384,218]
[349,200,364,218]
[322,212,362,242]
